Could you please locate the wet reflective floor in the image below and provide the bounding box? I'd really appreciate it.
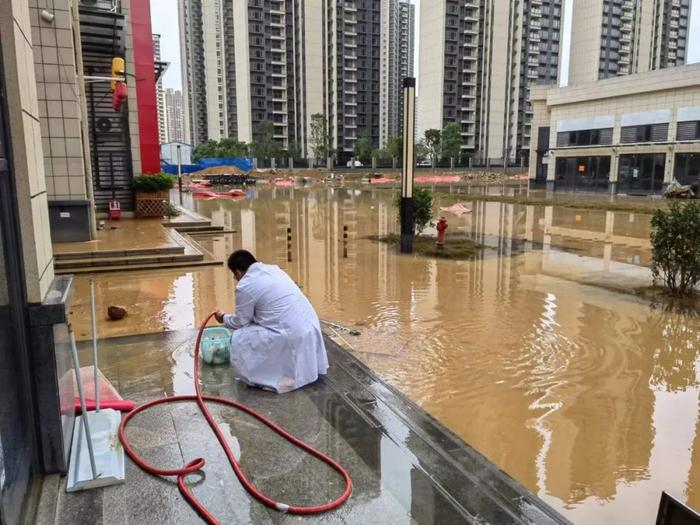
[69,188,700,524]
[41,332,565,524]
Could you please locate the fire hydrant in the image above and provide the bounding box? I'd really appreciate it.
[436,216,448,248]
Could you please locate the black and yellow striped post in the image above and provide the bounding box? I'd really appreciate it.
[287,227,292,262]
[343,225,348,258]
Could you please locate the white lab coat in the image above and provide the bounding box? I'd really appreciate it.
[222,263,329,393]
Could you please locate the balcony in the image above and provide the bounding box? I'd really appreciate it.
[79,0,120,11]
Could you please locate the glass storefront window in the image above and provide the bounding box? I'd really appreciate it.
[555,156,611,192]
[617,153,665,194]
[674,153,700,194]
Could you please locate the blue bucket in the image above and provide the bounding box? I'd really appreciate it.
[200,327,231,365]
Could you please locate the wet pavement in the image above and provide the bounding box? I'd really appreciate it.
[37,331,567,524]
[53,218,183,254]
[64,187,700,523]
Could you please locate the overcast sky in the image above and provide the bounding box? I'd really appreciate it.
[152,0,699,91]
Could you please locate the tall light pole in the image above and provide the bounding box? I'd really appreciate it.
[400,77,416,253]
[176,144,183,205]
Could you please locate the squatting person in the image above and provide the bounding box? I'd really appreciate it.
[214,250,329,393]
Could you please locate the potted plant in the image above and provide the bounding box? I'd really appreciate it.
[132,172,174,217]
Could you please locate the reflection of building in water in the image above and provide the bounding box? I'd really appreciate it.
[542,295,655,505]
[522,205,652,268]
[190,201,239,320]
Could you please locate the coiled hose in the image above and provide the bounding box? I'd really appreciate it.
[118,312,353,523]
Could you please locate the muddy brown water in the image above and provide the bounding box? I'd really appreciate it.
[71,187,699,524]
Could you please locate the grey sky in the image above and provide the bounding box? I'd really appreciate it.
[150,0,182,89]
[152,0,699,91]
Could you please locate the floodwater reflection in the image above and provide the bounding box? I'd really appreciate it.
[73,188,699,524]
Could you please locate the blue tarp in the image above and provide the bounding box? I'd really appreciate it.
[161,157,254,175]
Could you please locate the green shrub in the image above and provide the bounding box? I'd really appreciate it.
[650,202,700,295]
[395,188,434,235]
[132,173,174,193]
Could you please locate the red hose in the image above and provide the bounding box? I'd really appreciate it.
[119,312,352,523]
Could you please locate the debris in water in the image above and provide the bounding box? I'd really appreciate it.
[107,305,127,321]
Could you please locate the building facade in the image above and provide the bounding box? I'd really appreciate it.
[528,64,700,196]
[565,0,692,86]
[179,0,227,144]
[418,0,564,166]
[180,0,413,161]
[380,0,415,147]
[1,0,85,522]
[165,88,185,143]
[153,34,167,144]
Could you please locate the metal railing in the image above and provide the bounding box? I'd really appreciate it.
[79,0,120,13]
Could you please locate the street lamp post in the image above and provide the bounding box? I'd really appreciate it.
[176,144,183,206]
[400,77,416,253]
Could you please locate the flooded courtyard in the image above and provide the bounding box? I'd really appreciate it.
[68,187,699,524]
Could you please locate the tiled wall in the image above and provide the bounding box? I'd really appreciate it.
[0,0,55,302]
[29,0,88,201]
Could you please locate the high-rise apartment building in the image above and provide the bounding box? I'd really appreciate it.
[323,0,382,155]
[153,34,167,144]
[419,0,564,165]
[380,0,416,147]
[179,0,414,160]
[179,0,227,144]
[165,88,186,143]
[565,0,692,86]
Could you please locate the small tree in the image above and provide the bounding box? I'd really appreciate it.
[193,138,248,161]
[387,135,402,164]
[372,148,392,161]
[286,140,301,160]
[651,202,700,295]
[441,122,461,162]
[250,120,281,163]
[395,188,434,235]
[354,131,374,163]
[218,138,248,158]
[415,140,430,162]
[192,140,218,162]
[424,129,441,166]
[309,113,329,163]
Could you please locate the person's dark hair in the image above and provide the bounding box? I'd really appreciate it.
[227,250,257,274]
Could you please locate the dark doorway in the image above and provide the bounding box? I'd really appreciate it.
[534,126,550,186]
[555,156,611,192]
[618,153,666,195]
[674,153,700,197]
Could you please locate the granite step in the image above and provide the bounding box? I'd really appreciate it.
[54,258,221,275]
[54,246,184,261]
[54,252,203,270]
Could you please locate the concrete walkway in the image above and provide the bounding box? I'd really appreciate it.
[35,331,570,524]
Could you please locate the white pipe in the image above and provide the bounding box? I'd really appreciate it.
[90,280,99,412]
[69,329,99,480]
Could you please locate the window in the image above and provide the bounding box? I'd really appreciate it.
[617,154,666,194]
[677,121,700,141]
[620,124,669,143]
[674,153,700,191]
[556,128,613,147]
[554,156,611,191]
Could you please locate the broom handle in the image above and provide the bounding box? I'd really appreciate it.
[69,328,99,480]
[90,280,99,412]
